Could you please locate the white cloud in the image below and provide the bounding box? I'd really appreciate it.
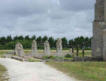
[0,0,96,39]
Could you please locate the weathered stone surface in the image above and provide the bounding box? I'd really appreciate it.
[56,38,63,56]
[11,56,24,61]
[44,40,51,56]
[103,29,106,60]
[92,0,106,61]
[15,42,24,57]
[31,40,38,56]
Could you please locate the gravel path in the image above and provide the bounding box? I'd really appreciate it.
[0,58,78,81]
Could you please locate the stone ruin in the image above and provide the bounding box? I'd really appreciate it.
[14,38,72,58]
[56,38,63,57]
[15,42,25,57]
[44,40,51,56]
[92,0,106,61]
[31,40,38,57]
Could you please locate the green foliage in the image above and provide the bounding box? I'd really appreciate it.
[31,35,36,40]
[42,36,48,42]
[65,54,72,58]
[0,35,92,50]
[48,37,55,48]
[43,56,55,59]
[5,42,15,49]
[69,36,91,49]
[62,37,68,48]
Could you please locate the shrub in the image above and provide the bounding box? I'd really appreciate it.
[43,56,55,59]
[65,54,72,58]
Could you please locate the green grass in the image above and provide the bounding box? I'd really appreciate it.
[47,62,106,81]
[0,50,12,57]
[28,58,41,62]
[0,50,91,57]
[0,64,8,81]
[72,50,92,57]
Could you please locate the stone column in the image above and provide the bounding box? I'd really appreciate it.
[92,0,105,60]
[56,38,63,56]
[44,40,51,56]
[15,42,24,57]
[31,40,38,57]
[103,29,106,61]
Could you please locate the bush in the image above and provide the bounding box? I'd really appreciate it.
[65,54,72,58]
[43,56,56,59]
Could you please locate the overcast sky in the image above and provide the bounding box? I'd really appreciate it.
[0,0,96,39]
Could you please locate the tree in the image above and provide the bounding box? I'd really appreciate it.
[22,40,32,49]
[77,36,85,49]
[48,37,55,48]
[42,36,48,42]
[76,45,79,56]
[0,35,92,50]
[69,40,74,53]
[17,36,24,40]
[74,37,80,47]
[14,36,18,41]
[0,37,6,45]
[37,36,42,43]
[69,40,74,47]
[62,37,68,48]
[31,35,36,40]
[6,35,12,43]
[37,36,43,49]
[25,35,30,40]
[5,42,15,49]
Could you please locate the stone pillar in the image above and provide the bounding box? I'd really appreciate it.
[44,40,51,56]
[92,0,106,60]
[103,29,106,61]
[56,38,63,56]
[92,22,103,59]
[31,40,38,57]
[15,42,24,57]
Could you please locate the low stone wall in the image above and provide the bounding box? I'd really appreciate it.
[11,56,24,61]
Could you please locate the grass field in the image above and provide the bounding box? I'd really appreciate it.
[0,49,92,60]
[47,62,106,81]
[0,49,92,57]
[24,49,92,57]
[0,50,13,57]
[0,64,7,81]
[0,50,105,81]
[28,58,41,62]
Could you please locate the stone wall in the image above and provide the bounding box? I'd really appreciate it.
[92,0,106,61]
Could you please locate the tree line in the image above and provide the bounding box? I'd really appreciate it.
[0,35,91,50]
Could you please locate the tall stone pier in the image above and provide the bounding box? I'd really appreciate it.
[15,42,24,57]
[44,40,51,56]
[92,0,106,60]
[56,38,63,57]
[31,40,38,57]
